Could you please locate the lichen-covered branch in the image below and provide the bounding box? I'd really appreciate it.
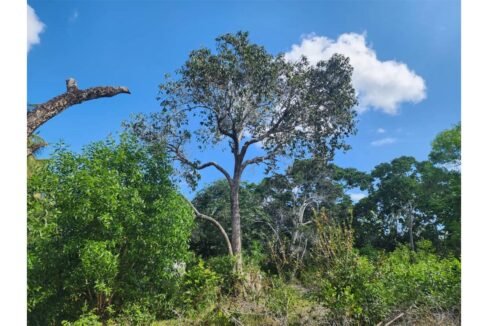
[27,78,130,137]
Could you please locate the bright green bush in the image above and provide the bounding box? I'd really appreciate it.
[61,309,103,326]
[177,257,221,315]
[207,255,238,294]
[28,135,194,324]
[112,303,156,325]
[311,212,460,324]
[381,242,461,311]
[318,253,390,324]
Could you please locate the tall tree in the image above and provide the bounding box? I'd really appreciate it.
[128,32,357,272]
[355,157,423,251]
[421,124,461,255]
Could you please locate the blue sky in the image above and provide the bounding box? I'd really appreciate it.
[27,0,460,198]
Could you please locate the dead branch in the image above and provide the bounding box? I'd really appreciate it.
[27,78,130,137]
[377,312,405,326]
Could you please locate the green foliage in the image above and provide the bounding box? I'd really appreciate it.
[381,242,461,310]
[191,180,268,257]
[28,134,194,324]
[265,277,301,321]
[207,255,238,294]
[311,216,461,325]
[113,303,156,326]
[353,124,461,256]
[61,308,102,326]
[177,257,221,315]
[429,123,461,168]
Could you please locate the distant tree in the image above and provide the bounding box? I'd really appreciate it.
[429,123,460,169]
[257,159,368,276]
[354,127,461,255]
[421,124,461,255]
[28,134,193,324]
[128,31,357,272]
[354,156,423,251]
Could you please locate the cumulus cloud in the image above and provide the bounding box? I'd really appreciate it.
[285,33,426,114]
[371,137,397,146]
[27,5,45,52]
[377,128,386,134]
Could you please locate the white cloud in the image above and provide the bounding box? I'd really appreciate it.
[377,128,386,134]
[285,33,426,114]
[27,5,45,52]
[371,137,397,146]
[349,193,367,202]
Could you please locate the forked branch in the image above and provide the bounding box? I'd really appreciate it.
[182,196,233,256]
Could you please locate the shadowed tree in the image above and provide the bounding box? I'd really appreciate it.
[127,31,357,272]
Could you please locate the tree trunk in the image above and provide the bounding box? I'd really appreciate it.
[409,212,415,251]
[27,78,130,137]
[230,180,243,273]
[182,196,233,256]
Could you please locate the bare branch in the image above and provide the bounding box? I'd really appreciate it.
[27,78,130,137]
[182,196,233,256]
[169,143,232,183]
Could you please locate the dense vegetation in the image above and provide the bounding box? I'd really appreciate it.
[27,32,460,325]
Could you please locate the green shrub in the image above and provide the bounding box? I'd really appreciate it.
[28,135,194,324]
[265,277,300,321]
[178,257,221,315]
[382,243,461,311]
[61,309,102,326]
[207,255,237,294]
[311,212,460,324]
[318,254,390,324]
[113,303,156,326]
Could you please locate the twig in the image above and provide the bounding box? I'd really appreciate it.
[377,312,405,326]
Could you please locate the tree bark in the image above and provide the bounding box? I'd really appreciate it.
[27,78,130,137]
[409,211,415,251]
[230,179,243,273]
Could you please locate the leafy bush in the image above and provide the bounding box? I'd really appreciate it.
[318,254,390,324]
[207,255,238,294]
[112,303,156,325]
[265,277,300,322]
[311,212,460,324]
[61,309,102,326]
[28,134,194,324]
[381,242,461,311]
[177,257,221,315]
